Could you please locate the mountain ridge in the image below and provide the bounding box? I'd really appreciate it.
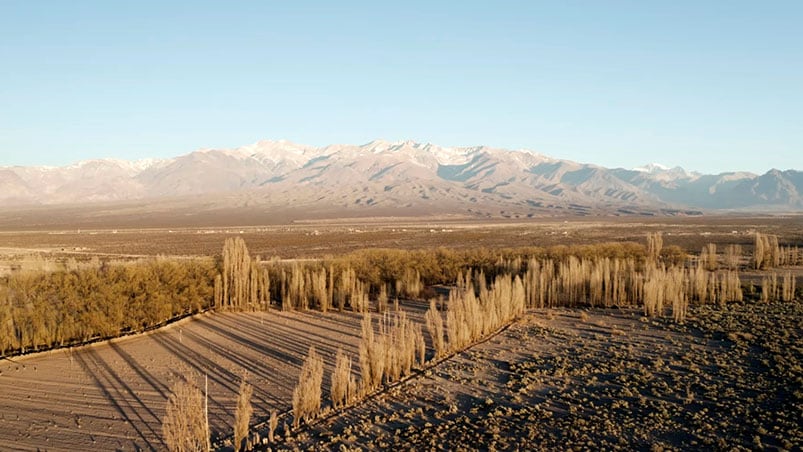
[2,140,801,216]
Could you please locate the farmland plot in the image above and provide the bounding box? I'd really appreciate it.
[0,306,426,451]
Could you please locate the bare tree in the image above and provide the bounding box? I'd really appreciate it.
[292,346,324,428]
[268,410,278,443]
[162,380,208,452]
[425,299,445,358]
[234,375,253,452]
[647,232,663,262]
[330,348,354,409]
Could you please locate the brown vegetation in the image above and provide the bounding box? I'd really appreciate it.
[292,346,324,428]
[0,258,215,356]
[162,380,209,452]
[217,237,270,310]
[2,226,799,359]
[234,375,254,452]
[281,302,803,451]
[647,231,662,262]
[425,299,445,358]
[0,220,801,450]
[331,348,355,409]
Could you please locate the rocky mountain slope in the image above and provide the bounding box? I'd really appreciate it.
[2,140,800,216]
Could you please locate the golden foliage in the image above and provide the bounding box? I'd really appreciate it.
[292,346,324,428]
[233,376,253,452]
[162,380,208,452]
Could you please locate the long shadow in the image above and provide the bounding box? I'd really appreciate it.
[186,313,352,411]
[76,349,158,451]
[109,342,170,399]
[196,317,303,368]
[182,323,291,380]
[234,312,361,357]
[286,310,362,338]
[150,333,236,439]
[150,332,237,407]
[180,326,295,397]
[273,313,362,349]
[151,328,297,439]
[208,313,356,370]
[179,325,297,406]
[88,348,163,439]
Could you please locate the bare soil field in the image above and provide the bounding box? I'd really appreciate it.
[280,303,802,451]
[0,305,433,451]
[3,299,799,451]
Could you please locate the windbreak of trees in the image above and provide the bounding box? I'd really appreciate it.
[206,234,802,320]
[2,232,800,359]
[0,258,216,355]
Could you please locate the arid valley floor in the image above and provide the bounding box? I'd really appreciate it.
[0,216,801,451]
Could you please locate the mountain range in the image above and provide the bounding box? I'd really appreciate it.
[2,140,801,220]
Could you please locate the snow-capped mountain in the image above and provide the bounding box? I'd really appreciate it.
[632,163,671,173]
[1,140,800,217]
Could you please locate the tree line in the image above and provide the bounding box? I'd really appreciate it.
[1,232,800,357]
[0,258,215,355]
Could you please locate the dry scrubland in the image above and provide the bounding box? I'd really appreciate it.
[0,216,801,451]
[1,216,802,259]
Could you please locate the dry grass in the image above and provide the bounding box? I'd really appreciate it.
[446,274,525,351]
[647,231,662,262]
[382,311,425,381]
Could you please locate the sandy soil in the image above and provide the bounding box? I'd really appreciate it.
[279,303,802,451]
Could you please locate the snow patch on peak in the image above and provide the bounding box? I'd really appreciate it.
[243,139,312,155]
[130,158,164,171]
[429,146,473,165]
[359,139,393,153]
[194,148,253,160]
[63,158,161,173]
[358,140,476,165]
[633,163,671,173]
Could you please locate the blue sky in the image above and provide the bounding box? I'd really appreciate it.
[1,1,801,173]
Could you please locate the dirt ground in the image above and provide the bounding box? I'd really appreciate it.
[278,303,802,451]
[0,305,433,452]
[1,300,800,451]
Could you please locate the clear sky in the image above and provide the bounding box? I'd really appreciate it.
[1,1,801,174]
